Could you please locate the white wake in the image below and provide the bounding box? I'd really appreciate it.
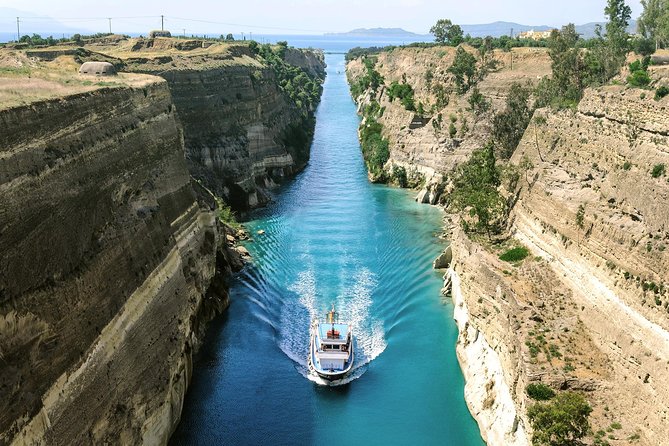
[280,266,386,386]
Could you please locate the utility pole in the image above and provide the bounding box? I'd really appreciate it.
[161,15,164,31]
[510,27,514,38]
[250,31,253,41]
[108,18,112,34]
[183,28,186,38]
[16,17,20,42]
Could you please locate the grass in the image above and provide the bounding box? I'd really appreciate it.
[500,246,530,262]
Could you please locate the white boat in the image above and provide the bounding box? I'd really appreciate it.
[308,305,354,381]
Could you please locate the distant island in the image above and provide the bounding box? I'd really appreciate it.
[328,21,637,40]
[326,28,427,38]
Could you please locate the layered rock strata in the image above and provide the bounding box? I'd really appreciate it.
[0,80,241,444]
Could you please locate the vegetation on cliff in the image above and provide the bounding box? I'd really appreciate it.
[253,41,323,114]
[527,392,592,446]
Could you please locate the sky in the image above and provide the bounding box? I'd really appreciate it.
[0,0,645,36]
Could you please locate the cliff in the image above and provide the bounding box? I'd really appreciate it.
[346,46,550,201]
[0,44,282,444]
[349,44,669,445]
[507,81,669,444]
[116,40,326,210]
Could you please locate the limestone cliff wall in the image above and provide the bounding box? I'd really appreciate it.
[0,81,240,445]
[124,45,326,210]
[347,46,551,201]
[507,85,669,444]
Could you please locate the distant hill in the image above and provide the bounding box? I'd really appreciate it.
[327,20,639,41]
[326,28,427,38]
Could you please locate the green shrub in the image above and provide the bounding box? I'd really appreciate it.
[656,86,669,100]
[527,383,556,401]
[500,247,530,262]
[448,122,457,138]
[391,165,408,188]
[627,59,651,87]
[528,392,592,446]
[651,163,666,178]
[387,80,415,111]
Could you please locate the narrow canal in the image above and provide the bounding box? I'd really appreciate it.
[171,53,484,446]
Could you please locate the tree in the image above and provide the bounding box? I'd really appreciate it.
[527,392,592,446]
[448,47,479,94]
[492,83,533,158]
[430,19,464,45]
[639,0,669,49]
[450,143,506,239]
[468,86,491,117]
[605,0,633,53]
[226,33,235,41]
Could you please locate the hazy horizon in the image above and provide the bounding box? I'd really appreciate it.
[0,1,644,37]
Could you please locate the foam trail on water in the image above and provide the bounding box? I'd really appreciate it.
[278,267,317,366]
[280,265,386,386]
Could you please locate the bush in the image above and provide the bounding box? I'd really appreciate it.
[651,163,666,178]
[655,86,669,100]
[528,392,592,446]
[500,247,530,262]
[627,58,651,87]
[391,165,408,188]
[527,383,556,401]
[387,80,415,111]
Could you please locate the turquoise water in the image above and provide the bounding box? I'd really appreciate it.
[171,54,484,446]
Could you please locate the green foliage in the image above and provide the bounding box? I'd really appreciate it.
[257,43,323,115]
[387,80,416,111]
[448,47,479,94]
[627,58,652,87]
[391,165,408,188]
[651,163,666,178]
[537,2,632,110]
[527,383,557,401]
[430,19,464,45]
[576,204,586,228]
[500,247,530,262]
[448,122,457,138]
[639,0,669,49]
[350,57,385,98]
[605,0,633,54]
[432,83,450,108]
[528,392,592,446]
[655,85,669,99]
[450,143,506,238]
[492,82,533,158]
[468,86,491,117]
[359,102,390,180]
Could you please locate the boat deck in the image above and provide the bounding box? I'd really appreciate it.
[317,323,349,342]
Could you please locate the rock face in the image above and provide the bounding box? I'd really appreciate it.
[347,46,551,201]
[124,44,326,210]
[509,84,669,444]
[349,45,669,445]
[0,80,240,444]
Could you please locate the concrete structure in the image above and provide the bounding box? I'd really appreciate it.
[149,30,172,38]
[79,61,117,76]
[517,29,555,40]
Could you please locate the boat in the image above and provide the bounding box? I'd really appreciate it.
[308,304,355,381]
